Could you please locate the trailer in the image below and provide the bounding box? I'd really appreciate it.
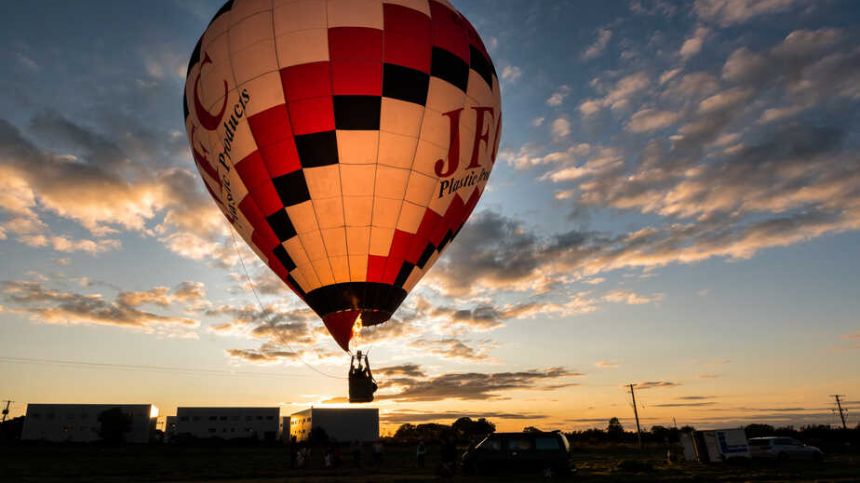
[681,428,750,462]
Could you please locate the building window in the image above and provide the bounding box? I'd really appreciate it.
[193,416,201,421]
[220,416,227,421]
[180,417,189,422]
[209,416,217,421]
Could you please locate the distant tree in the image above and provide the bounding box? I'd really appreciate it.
[394,423,417,442]
[523,426,544,433]
[309,426,329,445]
[680,425,696,433]
[98,407,132,444]
[453,417,495,443]
[607,417,625,442]
[393,422,455,443]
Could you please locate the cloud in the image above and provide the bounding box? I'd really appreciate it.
[546,85,571,107]
[582,28,613,60]
[653,402,716,407]
[626,108,681,132]
[501,65,522,83]
[698,373,722,379]
[408,338,494,361]
[117,281,208,311]
[694,0,802,27]
[594,360,620,369]
[499,143,591,171]
[579,72,649,116]
[17,234,121,254]
[603,290,664,305]
[634,381,680,389]
[427,211,545,295]
[551,117,571,141]
[555,190,575,201]
[208,302,346,365]
[542,148,623,182]
[679,27,709,60]
[630,0,678,17]
[383,410,548,425]
[380,366,582,402]
[0,115,231,264]
[225,348,301,363]
[376,364,426,378]
[0,279,199,336]
[506,29,860,287]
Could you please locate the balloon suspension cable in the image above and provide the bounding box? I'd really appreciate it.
[227,225,346,380]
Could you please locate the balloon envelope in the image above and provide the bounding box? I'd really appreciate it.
[184,0,502,351]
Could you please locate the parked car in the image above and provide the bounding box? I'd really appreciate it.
[749,437,824,461]
[462,431,573,477]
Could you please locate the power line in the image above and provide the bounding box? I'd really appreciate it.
[0,356,325,379]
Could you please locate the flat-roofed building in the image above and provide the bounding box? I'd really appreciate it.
[21,404,156,443]
[175,407,280,441]
[290,407,378,442]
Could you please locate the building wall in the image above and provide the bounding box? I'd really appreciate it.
[290,408,313,442]
[290,408,378,442]
[175,407,280,440]
[21,404,155,443]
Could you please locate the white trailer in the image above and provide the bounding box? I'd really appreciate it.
[681,428,750,462]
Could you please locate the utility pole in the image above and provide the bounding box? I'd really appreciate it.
[1,400,12,424]
[831,394,848,430]
[629,384,643,449]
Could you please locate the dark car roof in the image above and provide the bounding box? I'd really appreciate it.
[490,432,563,437]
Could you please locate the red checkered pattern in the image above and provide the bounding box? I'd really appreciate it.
[184,0,501,351]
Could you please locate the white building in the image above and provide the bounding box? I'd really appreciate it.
[290,407,378,442]
[174,407,281,441]
[21,404,157,443]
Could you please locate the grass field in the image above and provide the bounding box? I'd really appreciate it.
[1,443,858,482]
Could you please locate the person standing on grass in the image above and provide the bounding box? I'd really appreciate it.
[416,440,427,468]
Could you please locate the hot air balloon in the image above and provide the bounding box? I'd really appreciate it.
[184,0,502,400]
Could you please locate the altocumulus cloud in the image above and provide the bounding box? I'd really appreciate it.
[0,114,235,266]
[0,279,202,337]
[494,24,860,295]
[378,365,583,402]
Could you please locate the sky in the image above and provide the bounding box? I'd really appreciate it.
[1,0,859,433]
